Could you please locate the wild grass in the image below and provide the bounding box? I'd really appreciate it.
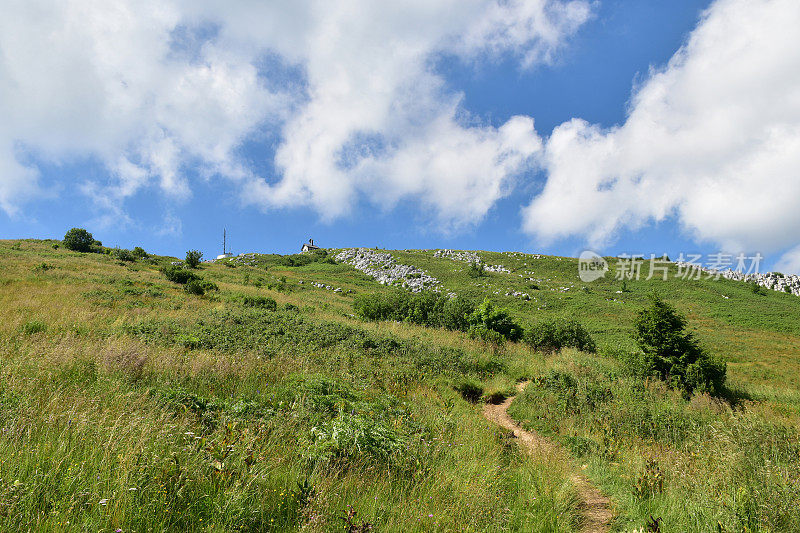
[508,350,800,532]
[0,240,579,531]
[2,240,800,531]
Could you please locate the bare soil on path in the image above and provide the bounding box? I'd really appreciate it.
[482,382,615,533]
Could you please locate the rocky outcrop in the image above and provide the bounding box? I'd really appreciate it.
[336,248,440,292]
[675,262,800,296]
[433,249,511,274]
[215,253,259,267]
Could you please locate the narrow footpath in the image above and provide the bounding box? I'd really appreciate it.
[482,382,615,533]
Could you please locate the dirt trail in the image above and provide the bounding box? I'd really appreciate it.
[482,382,614,533]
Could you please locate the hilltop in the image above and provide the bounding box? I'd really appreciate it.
[1,238,799,532]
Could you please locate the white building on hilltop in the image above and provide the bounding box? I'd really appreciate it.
[301,238,320,252]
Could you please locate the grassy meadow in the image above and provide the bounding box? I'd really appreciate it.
[1,239,799,531]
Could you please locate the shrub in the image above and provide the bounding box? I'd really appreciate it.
[185,250,203,268]
[132,246,148,258]
[279,249,333,267]
[184,280,219,296]
[560,320,596,353]
[633,294,726,395]
[32,262,53,273]
[62,228,95,252]
[468,326,506,347]
[523,321,561,353]
[160,265,200,284]
[353,293,523,341]
[241,295,277,310]
[353,292,405,322]
[524,319,596,354]
[184,280,206,295]
[353,291,479,333]
[467,261,486,278]
[750,282,765,295]
[440,296,475,331]
[307,412,406,466]
[468,298,522,341]
[113,248,136,262]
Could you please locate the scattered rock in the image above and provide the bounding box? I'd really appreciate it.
[336,248,441,292]
[434,249,511,274]
[674,262,800,296]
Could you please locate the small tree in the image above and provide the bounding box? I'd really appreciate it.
[113,248,135,262]
[750,281,765,295]
[160,265,199,284]
[467,261,486,278]
[633,294,726,395]
[132,246,148,258]
[468,298,523,341]
[185,250,203,268]
[62,228,95,252]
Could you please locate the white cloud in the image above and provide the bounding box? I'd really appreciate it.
[775,245,800,275]
[0,0,591,229]
[522,0,800,270]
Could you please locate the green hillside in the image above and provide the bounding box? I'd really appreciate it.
[1,239,798,532]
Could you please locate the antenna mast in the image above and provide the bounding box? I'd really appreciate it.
[223,229,227,255]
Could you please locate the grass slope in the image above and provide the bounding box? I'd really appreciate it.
[1,240,799,532]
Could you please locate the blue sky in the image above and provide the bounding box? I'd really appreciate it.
[1,0,799,272]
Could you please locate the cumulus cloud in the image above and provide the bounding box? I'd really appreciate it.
[775,245,800,276]
[0,0,590,229]
[522,0,800,270]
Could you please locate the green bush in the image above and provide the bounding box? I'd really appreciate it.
[160,265,200,284]
[184,280,205,295]
[523,319,596,354]
[750,282,765,295]
[113,248,136,262]
[184,280,219,295]
[632,294,726,395]
[353,292,524,341]
[132,246,148,258]
[467,261,486,278]
[242,295,277,310]
[353,291,480,333]
[468,325,506,346]
[185,250,203,268]
[279,249,333,267]
[353,290,442,325]
[440,296,475,331]
[62,228,95,252]
[468,298,522,341]
[307,412,406,466]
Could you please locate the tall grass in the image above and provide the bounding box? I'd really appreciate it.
[508,351,800,532]
[3,239,800,531]
[0,240,581,531]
